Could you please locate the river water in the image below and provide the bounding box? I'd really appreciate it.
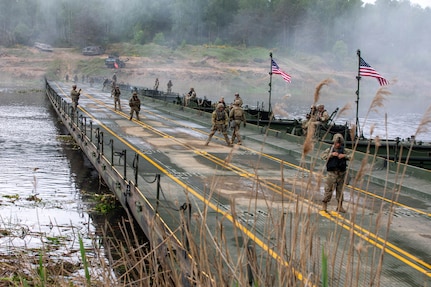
[0,87,139,279]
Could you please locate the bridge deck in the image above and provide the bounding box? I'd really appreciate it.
[46,80,431,286]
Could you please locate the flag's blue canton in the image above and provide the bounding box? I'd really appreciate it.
[271,59,291,83]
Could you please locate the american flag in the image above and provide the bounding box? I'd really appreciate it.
[271,59,291,83]
[359,57,389,86]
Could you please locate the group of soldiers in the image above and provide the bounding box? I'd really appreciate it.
[154,77,173,93]
[205,93,246,146]
[70,84,141,121]
[71,83,350,213]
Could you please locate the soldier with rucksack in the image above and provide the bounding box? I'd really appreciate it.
[129,92,141,121]
[229,100,246,145]
[205,103,231,146]
[113,86,122,111]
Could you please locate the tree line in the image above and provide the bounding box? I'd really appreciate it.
[0,0,430,69]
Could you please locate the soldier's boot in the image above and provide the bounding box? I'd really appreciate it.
[336,201,346,213]
[322,202,328,212]
[237,135,242,145]
[224,135,232,146]
[231,135,236,145]
[205,136,212,146]
[129,114,132,121]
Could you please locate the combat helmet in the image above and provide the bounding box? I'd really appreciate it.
[332,133,344,144]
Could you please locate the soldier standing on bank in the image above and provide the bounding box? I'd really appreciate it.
[129,92,141,121]
[113,86,122,111]
[70,84,81,111]
[229,100,246,145]
[205,103,231,146]
[154,78,159,91]
[167,80,173,93]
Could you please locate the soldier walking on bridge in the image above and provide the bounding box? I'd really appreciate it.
[229,100,246,145]
[129,92,141,121]
[205,103,231,146]
[113,86,122,111]
[321,133,351,213]
[70,84,81,112]
[110,80,116,97]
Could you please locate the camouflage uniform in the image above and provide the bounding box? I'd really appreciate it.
[113,86,122,111]
[110,80,116,97]
[70,85,81,111]
[129,92,141,121]
[205,103,231,146]
[185,88,196,106]
[229,100,246,145]
[321,133,351,212]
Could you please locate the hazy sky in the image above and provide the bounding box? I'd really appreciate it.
[363,0,431,7]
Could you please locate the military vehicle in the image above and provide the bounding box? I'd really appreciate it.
[105,56,127,68]
[34,42,53,52]
[82,46,104,56]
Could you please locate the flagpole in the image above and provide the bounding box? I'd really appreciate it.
[268,52,273,115]
[355,49,361,139]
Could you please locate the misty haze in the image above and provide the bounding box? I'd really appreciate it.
[1,0,430,138]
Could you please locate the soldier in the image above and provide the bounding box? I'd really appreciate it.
[218,96,227,108]
[154,78,159,91]
[302,105,317,136]
[112,72,117,83]
[129,92,141,121]
[113,86,122,111]
[70,84,81,111]
[110,80,116,97]
[102,78,109,91]
[185,87,196,106]
[205,103,231,146]
[229,100,246,145]
[233,92,243,107]
[167,80,173,93]
[316,104,329,124]
[321,133,351,213]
